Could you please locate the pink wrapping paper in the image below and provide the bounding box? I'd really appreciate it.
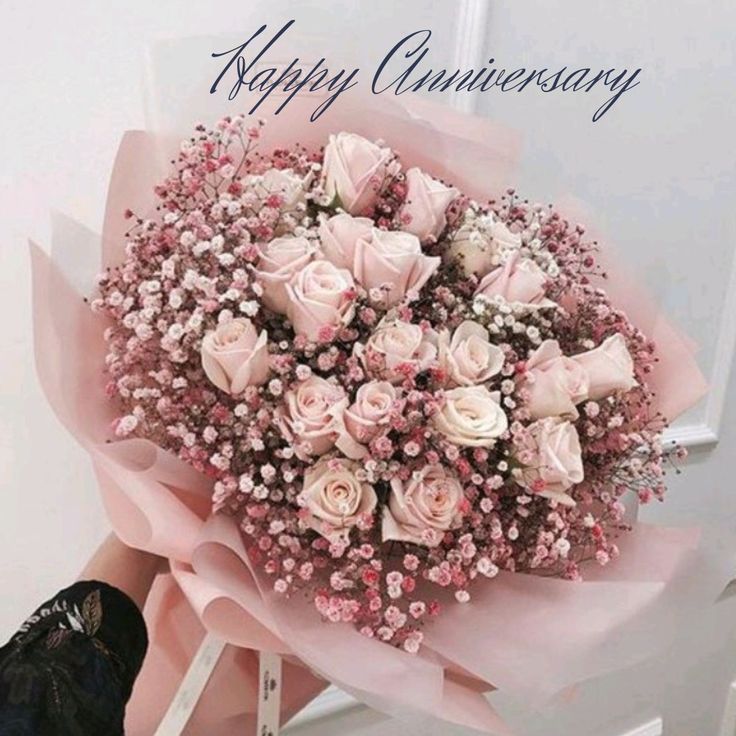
[29,37,736,734]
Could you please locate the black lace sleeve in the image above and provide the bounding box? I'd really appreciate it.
[0,580,148,736]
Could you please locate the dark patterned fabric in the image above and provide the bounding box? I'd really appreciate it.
[0,580,148,735]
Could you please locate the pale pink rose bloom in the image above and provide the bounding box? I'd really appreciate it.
[360,320,438,384]
[489,218,522,251]
[354,228,440,307]
[276,376,348,458]
[572,333,637,400]
[475,252,556,308]
[400,167,459,241]
[318,213,373,270]
[517,418,584,506]
[382,465,464,547]
[301,459,377,542]
[200,318,269,394]
[322,132,392,214]
[285,259,356,341]
[256,235,314,313]
[439,320,504,386]
[344,381,398,451]
[524,340,589,419]
[433,386,508,447]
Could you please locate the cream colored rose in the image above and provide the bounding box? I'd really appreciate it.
[382,465,464,547]
[200,318,269,394]
[301,459,377,542]
[572,334,637,400]
[360,320,438,384]
[523,340,589,419]
[318,213,373,270]
[285,259,356,341]
[255,167,310,210]
[446,223,497,277]
[400,167,459,241]
[433,386,508,447]
[277,376,348,458]
[354,228,440,307]
[475,252,555,308]
[322,132,392,214]
[516,418,584,506]
[439,320,504,386]
[447,214,521,277]
[344,381,398,449]
[256,235,315,314]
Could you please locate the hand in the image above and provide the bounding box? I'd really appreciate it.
[79,534,165,611]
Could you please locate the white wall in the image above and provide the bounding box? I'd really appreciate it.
[0,2,734,735]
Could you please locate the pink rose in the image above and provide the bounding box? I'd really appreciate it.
[523,340,589,419]
[318,213,373,270]
[277,376,348,458]
[301,459,377,542]
[475,252,556,308]
[572,334,637,400]
[344,381,398,451]
[200,318,269,394]
[433,386,508,447]
[438,320,504,386]
[447,214,521,277]
[382,465,464,547]
[256,236,314,313]
[322,132,392,214]
[517,418,584,506]
[400,167,459,241]
[360,320,438,384]
[489,218,522,251]
[354,228,440,307]
[285,259,356,341]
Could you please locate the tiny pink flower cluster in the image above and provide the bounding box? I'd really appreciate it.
[94,117,678,651]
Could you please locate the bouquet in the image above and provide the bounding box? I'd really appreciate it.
[92,115,681,645]
[31,90,730,734]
